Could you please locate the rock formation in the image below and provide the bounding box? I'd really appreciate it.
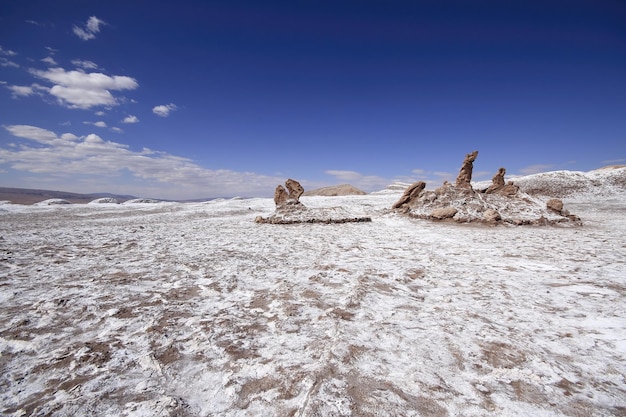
[392,181,426,209]
[274,179,305,210]
[455,150,479,188]
[257,179,372,224]
[485,168,519,196]
[392,151,581,226]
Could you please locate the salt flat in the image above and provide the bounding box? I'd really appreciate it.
[0,193,624,416]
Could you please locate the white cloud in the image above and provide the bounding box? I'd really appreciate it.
[6,83,48,99]
[0,58,19,68]
[0,46,17,56]
[73,16,106,41]
[0,46,18,66]
[122,115,139,124]
[111,127,123,133]
[519,164,554,175]
[71,59,99,70]
[30,67,138,109]
[1,124,284,199]
[41,57,57,66]
[7,85,35,98]
[152,103,177,117]
[83,121,107,128]
[324,170,390,192]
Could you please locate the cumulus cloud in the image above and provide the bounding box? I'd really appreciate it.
[122,115,139,124]
[73,16,106,41]
[1,124,284,199]
[153,103,177,117]
[30,67,138,109]
[519,164,554,175]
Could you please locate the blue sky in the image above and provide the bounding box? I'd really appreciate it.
[1,0,625,199]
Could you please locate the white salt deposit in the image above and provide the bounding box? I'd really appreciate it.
[0,186,624,416]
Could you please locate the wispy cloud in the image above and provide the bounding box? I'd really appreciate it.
[1,125,284,199]
[73,16,106,41]
[122,115,139,124]
[71,59,99,70]
[324,170,390,191]
[5,83,48,99]
[41,56,57,66]
[83,121,107,128]
[0,46,17,56]
[519,164,554,175]
[603,158,625,164]
[30,67,138,109]
[152,103,177,117]
[0,45,19,67]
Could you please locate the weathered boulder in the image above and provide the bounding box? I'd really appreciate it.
[430,207,458,220]
[483,208,501,222]
[546,198,564,213]
[455,150,479,188]
[392,181,426,209]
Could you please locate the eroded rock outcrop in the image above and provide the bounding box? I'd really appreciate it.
[455,150,479,188]
[485,168,519,196]
[274,179,305,210]
[392,151,581,226]
[256,179,371,224]
[392,181,426,209]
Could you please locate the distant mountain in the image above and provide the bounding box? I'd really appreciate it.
[303,184,367,197]
[0,187,137,205]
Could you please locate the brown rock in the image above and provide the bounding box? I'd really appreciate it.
[285,179,304,201]
[483,208,501,222]
[392,181,426,209]
[546,198,564,213]
[485,168,506,194]
[274,185,289,206]
[430,207,458,220]
[274,179,305,209]
[455,150,479,188]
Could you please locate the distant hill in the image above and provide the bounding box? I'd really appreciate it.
[509,166,626,198]
[0,187,137,205]
[303,184,367,197]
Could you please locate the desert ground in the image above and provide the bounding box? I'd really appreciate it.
[0,190,624,416]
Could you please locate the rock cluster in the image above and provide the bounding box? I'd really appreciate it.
[274,179,304,209]
[392,151,581,225]
[256,179,372,225]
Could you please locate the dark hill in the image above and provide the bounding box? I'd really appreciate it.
[0,187,136,205]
